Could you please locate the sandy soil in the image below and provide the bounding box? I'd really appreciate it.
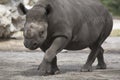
[0,37,120,80]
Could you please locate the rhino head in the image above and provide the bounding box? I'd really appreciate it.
[18,3,51,50]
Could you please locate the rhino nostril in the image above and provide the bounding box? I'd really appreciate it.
[33,42,37,46]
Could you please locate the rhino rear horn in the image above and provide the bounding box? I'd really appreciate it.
[45,4,52,15]
[17,3,28,15]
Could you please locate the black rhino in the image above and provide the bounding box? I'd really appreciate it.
[18,0,113,75]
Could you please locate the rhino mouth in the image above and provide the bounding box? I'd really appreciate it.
[28,44,39,50]
[24,41,39,50]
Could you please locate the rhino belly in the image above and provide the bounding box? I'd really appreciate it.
[64,41,90,50]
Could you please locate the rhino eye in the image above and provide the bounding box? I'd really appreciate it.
[39,31,44,37]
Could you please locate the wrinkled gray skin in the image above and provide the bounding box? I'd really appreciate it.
[18,0,113,76]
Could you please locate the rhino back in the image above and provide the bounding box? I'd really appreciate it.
[40,0,112,50]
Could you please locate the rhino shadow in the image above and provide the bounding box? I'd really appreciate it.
[17,64,97,76]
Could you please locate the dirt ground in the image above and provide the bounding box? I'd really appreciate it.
[0,37,120,80]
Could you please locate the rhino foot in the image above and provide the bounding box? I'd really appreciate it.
[80,65,93,72]
[38,60,60,76]
[96,63,107,69]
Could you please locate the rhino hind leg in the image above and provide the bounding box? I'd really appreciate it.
[96,47,106,69]
[80,45,106,72]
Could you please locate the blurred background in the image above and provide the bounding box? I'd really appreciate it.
[101,0,120,36]
[0,0,120,51]
[0,0,38,51]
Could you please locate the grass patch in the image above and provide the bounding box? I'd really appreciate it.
[110,29,120,36]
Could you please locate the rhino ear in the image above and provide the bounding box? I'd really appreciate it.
[17,3,28,15]
[45,4,52,15]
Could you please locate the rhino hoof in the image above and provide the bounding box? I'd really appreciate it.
[96,63,107,69]
[38,61,60,76]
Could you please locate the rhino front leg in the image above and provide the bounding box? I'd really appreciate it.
[38,56,60,75]
[38,37,68,75]
[51,56,60,74]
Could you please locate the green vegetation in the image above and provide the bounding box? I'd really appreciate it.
[101,0,120,16]
[100,0,120,37]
